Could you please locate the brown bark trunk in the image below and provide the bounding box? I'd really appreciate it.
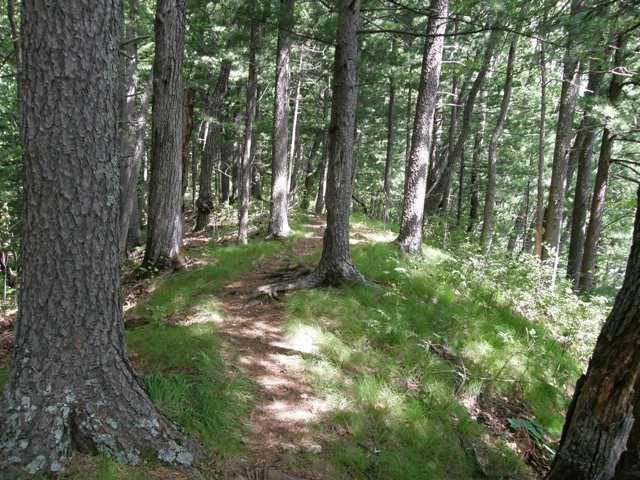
[542,0,582,260]
[268,0,295,238]
[144,0,186,268]
[467,90,487,233]
[238,4,260,245]
[397,0,448,254]
[579,33,628,293]
[480,36,517,251]
[194,62,231,231]
[548,187,640,480]
[314,89,331,215]
[566,59,607,287]
[0,2,194,474]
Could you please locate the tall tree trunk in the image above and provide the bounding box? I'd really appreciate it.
[191,120,204,210]
[566,59,607,287]
[144,0,186,268]
[455,149,465,225]
[480,36,517,251]
[195,62,231,231]
[396,0,448,254]
[238,5,260,245]
[118,0,141,258]
[315,88,331,215]
[306,0,363,283]
[301,129,322,211]
[268,0,295,238]
[287,49,304,193]
[383,74,396,223]
[549,187,640,480]
[579,33,628,293]
[542,0,582,260]
[467,89,487,233]
[181,87,195,204]
[535,39,547,259]
[0,2,194,473]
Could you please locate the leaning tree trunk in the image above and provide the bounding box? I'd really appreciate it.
[383,73,397,224]
[480,36,517,251]
[542,0,582,261]
[268,0,295,238]
[144,0,185,268]
[396,0,448,254]
[0,2,195,475]
[238,4,260,245]
[566,58,607,287]
[194,61,231,231]
[579,33,628,293]
[548,187,640,480]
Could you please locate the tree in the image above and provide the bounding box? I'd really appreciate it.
[0,1,194,474]
[542,0,582,261]
[397,0,448,254]
[268,0,295,238]
[238,2,261,245]
[144,0,186,268]
[194,61,231,232]
[548,188,640,479]
[534,39,547,259]
[480,36,517,251]
[382,73,396,224]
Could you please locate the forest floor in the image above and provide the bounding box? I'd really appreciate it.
[0,213,582,479]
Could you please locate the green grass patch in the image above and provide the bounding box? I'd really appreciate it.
[282,235,581,478]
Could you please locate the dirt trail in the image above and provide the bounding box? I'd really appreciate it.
[216,219,330,480]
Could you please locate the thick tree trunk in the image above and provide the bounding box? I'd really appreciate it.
[308,0,363,283]
[0,2,194,474]
[397,0,448,254]
[238,5,260,245]
[566,61,606,287]
[480,36,517,251]
[268,0,295,238]
[383,74,396,224]
[181,88,195,203]
[548,187,640,480]
[579,34,628,293]
[542,0,582,260]
[535,40,547,259]
[144,0,186,268]
[195,62,231,231]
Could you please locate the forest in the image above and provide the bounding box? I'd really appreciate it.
[0,0,639,478]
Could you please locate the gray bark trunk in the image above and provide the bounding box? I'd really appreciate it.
[268,0,295,238]
[238,4,260,245]
[397,0,448,254]
[144,0,186,268]
[480,36,517,251]
[0,2,194,474]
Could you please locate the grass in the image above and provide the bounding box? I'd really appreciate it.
[278,216,585,479]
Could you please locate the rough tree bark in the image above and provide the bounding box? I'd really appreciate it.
[383,73,397,224]
[579,33,629,293]
[566,58,607,287]
[268,0,295,238]
[542,0,582,260]
[194,62,231,231]
[548,188,640,480]
[238,3,260,245]
[144,0,186,268]
[480,36,517,251]
[396,0,448,254]
[0,1,195,474]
